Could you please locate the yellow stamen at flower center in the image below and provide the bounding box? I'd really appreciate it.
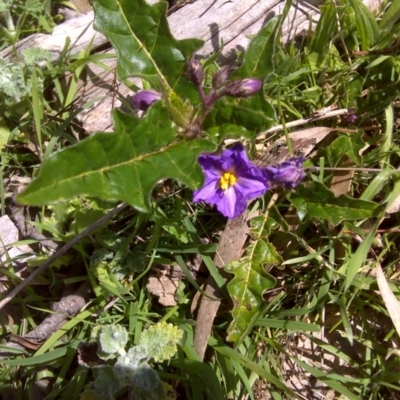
[220,172,237,190]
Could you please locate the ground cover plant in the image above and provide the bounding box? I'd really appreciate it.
[0,0,59,50]
[2,0,400,398]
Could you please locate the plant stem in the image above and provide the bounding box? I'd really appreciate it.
[1,10,16,37]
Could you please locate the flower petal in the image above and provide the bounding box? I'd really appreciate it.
[132,90,162,111]
[220,143,249,171]
[193,179,222,204]
[198,154,223,181]
[236,173,269,199]
[215,186,247,219]
[263,157,305,188]
[224,78,263,98]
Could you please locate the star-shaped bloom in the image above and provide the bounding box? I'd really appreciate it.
[263,157,305,188]
[193,143,269,219]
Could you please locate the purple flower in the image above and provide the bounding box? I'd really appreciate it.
[212,66,229,89]
[193,143,269,219]
[344,109,357,124]
[224,78,263,98]
[132,90,162,111]
[263,157,305,188]
[187,58,204,86]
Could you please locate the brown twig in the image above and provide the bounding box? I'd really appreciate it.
[0,202,129,311]
[256,108,350,139]
[193,212,249,359]
[8,196,59,251]
[0,281,92,358]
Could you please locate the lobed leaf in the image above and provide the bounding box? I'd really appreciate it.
[129,364,167,400]
[326,133,365,166]
[204,17,279,136]
[234,17,280,79]
[18,105,216,211]
[225,238,278,345]
[92,0,202,92]
[115,345,148,375]
[139,321,183,363]
[291,181,380,225]
[89,365,124,400]
[98,324,129,356]
[205,92,276,136]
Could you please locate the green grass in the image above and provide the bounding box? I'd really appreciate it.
[2,0,400,399]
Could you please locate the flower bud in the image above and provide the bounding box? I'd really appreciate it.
[263,157,305,188]
[344,109,357,124]
[187,58,204,86]
[212,66,229,89]
[224,78,262,98]
[132,90,162,111]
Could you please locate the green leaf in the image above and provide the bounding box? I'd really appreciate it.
[255,319,321,332]
[310,1,336,57]
[89,249,131,296]
[279,352,359,399]
[175,360,225,400]
[116,345,148,374]
[234,17,280,79]
[21,47,52,66]
[92,0,202,91]
[204,17,280,136]
[346,132,365,164]
[342,171,399,291]
[326,133,365,165]
[139,321,183,363]
[91,365,124,400]
[225,235,278,344]
[209,337,298,397]
[291,182,380,226]
[205,92,276,135]
[0,347,68,366]
[130,364,167,400]
[18,105,216,211]
[99,324,129,355]
[0,0,10,12]
[326,136,351,166]
[360,168,396,202]
[311,0,378,56]
[0,119,10,154]
[379,0,400,30]
[204,17,280,135]
[345,0,379,49]
[0,57,29,101]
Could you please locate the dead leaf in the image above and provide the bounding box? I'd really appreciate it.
[376,261,400,339]
[280,126,335,151]
[193,212,249,360]
[9,333,42,350]
[70,0,92,13]
[257,127,337,165]
[0,215,34,294]
[330,168,354,197]
[0,215,34,263]
[146,274,179,306]
[386,193,400,214]
[77,342,106,367]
